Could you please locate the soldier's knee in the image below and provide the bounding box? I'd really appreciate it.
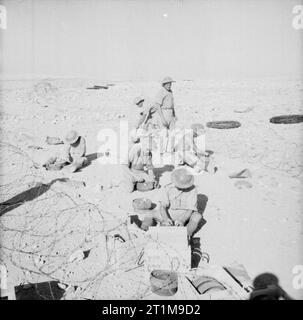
[190,212,203,224]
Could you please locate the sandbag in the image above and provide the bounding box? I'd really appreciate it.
[269,114,303,124]
[206,121,241,129]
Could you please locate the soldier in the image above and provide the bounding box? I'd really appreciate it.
[131,96,154,144]
[43,130,87,173]
[138,167,202,237]
[153,76,177,153]
[175,123,215,173]
[133,96,151,130]
[120,139,156,193]
[154,76,177,130]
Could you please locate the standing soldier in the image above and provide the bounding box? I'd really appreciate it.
[154,76,177,129]
[153,76,177,153]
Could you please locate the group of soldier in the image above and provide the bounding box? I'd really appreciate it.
[120,76,216,238]
[43,76,214,238]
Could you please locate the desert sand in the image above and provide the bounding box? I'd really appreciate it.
[0,77,302,299]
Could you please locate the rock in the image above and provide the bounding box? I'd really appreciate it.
[234,180,253,189]
[57,283,67,290]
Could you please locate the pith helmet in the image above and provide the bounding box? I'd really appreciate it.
[191,123,205,136]
[133,96,145,105]
[161,76,175,85]
[65,130,79,144]
[171,167,194,189]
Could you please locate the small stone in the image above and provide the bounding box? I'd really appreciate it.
[57,283,67,290]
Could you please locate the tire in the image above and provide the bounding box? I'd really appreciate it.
[269,115,303,124]
[206,121,241,129]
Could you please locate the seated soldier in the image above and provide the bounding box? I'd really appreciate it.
[120,139,156,193]
[43,130,87,173]
[175,123,215,173]
[140,167,202,237]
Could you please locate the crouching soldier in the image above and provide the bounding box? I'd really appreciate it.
[137,168,202,237]
[175,123,216,173]
[120,140,156,193]
[43,130,87,173]
[159,167,202,237]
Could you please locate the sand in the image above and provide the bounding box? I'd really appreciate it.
[0,77,302,299]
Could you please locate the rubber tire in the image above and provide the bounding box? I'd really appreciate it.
[206,121,241,129]
[269,114,303,124]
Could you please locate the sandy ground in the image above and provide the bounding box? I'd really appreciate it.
[0,77,302,299]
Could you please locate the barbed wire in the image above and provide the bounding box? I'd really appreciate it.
[0,143,153,299]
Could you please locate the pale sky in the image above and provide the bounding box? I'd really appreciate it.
[1,0,302,80]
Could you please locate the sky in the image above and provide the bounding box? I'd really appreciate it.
[0,0,302,80]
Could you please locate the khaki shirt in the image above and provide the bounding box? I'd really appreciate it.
[63,136,86,162]
[154,87,175,110]
[160,183,197,212]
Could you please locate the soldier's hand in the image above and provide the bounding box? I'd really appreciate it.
[162,219,173,226]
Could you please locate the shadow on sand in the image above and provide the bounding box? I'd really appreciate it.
[0,178,68,216]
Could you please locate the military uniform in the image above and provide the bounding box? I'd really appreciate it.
[174,132,209,172]
[154,86,176,130]
[43,136,87,172]
[135,100,159,131]
[141,183,202,236]
[120,143,155,193]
